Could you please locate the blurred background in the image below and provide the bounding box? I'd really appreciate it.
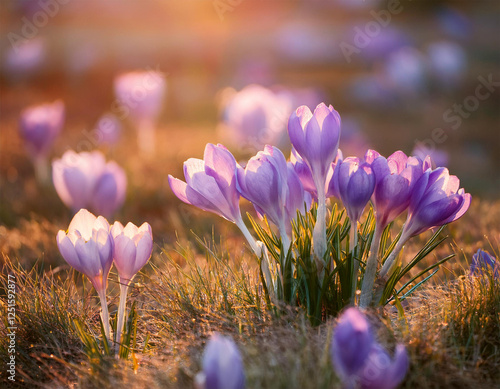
[0,0,499,265]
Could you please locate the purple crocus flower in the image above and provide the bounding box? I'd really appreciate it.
[378,167,471,280]
[288,103,341,258]
[470,249,499,279]
[237,145,288,229]
[52,150,127,218]
[290,147,317,198]
[332,157,375,224]
[401,167,471,238]
[56,209,113,340]
[19,100,65,159]
[331,308,409,389]
[197,333,245,389]
[370,150,425,230]
[287,103,341,195]
[169,143,242,224]
[285,162,312,232]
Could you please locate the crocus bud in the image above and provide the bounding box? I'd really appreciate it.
[331,308,409,389]
[56,209,113,293]
[287,103,341,195]
[200,333,245,389]
[470,249,499,279]
[19,100,65,158]
[334,157,375,224]
[111,221,153,284]
[168,143,242,224]
[290,147,317,198]
[52,150,127,218]
[236,145,288,229]
[285,162,311,227]
[402,167,471,238]
[360,343,409,389]
[331,308,374,380]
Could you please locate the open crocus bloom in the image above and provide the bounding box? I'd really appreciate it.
[111,221,153,284]
[402,167,471,238]
[470,249,499,279]
[169,143,242,224]
[56,209,113,293]
[199,333,245,389]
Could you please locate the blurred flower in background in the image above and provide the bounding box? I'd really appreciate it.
[427,41,467,90]
[19,100,65,184]
[470,249,499,280]
[3,38,46,81]
[52,150,127,218]
[93,113,122,147]
[113,70,166,155]
[217,84,293,153]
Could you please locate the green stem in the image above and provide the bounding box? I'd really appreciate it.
[313,190,327,261]
[379,232,409,280]
[350,222,359,305]
[359,222,383,308]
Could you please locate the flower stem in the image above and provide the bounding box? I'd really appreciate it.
[115,282,130,356]
[313,190,327,261]
[97,288,111,346]
[350,223,359,305]
[235,218,261,257]
[359,222,383,308]
[379,232,409,280]
[33,155,50,186]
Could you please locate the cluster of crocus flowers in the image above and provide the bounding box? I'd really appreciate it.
[52,150,127,218]
[195,333,245,389]
[56,209,153,349]
[331,308,409,389]
[169,102,471,310]
[113,70,166,155]
[19,100,65,185]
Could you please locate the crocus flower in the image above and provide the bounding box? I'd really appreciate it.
[287,103,341,196]
[288,102,341,259]
[114,70,166,154]
[19,100,65,184]
[378,167,471,280]
[111,221,153,353]
[333,157,375,225]
[285,162,312,231]
[52,150,127,218]
[218,84,292,152]
[196,333,245,389]
[470,249,499,279]
[169,144,260,256]
[331,308,409,389]
[56,209,113,340]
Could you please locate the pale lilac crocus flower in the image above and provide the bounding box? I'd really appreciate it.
[237,145,291,249]
[52,150,127,218]
[114,70,166,155]
[331,308,409,389]
[288,103,341,260]
[195,333,245,389]
[56,209,113,341]
[168,143,260,257]
[378,167,471,280]
[111,221,153,354]
[19,100,64,184]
